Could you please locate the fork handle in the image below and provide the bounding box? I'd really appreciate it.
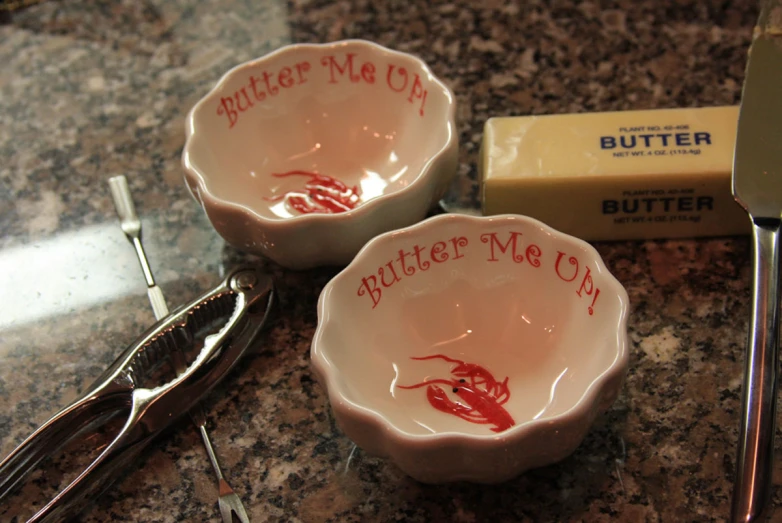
[197,423,225,482]
[731,219,781,523]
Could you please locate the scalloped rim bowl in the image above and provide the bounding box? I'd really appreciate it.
[311,213,630,483]
[182,39,458,270]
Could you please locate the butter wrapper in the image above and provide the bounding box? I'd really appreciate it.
[480,106,750,240]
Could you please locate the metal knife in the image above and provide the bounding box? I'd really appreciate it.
[731,0,782,521]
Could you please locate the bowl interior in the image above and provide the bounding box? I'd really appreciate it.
[186,41,453,219]
[317,216,627,437]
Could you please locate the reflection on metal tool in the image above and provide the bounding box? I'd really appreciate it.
[0,230,274,523]
[730,0,782,521]
[108,175,252,523]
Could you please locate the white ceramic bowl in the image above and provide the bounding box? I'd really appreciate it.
[311,214,630,483]
[182,40,458,270]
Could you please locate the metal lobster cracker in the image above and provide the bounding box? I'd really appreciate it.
[0,267,275,522]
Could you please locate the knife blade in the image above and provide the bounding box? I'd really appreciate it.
[731,0,782,521]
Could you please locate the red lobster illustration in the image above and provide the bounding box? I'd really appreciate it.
[398,354,515,433]
[265,170,361,214]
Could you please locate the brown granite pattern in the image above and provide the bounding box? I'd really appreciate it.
[0,0,772,522]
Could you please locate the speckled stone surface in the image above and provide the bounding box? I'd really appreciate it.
[0,0,772,521]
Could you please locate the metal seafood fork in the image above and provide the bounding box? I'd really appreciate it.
[0,267,274,522]
[108,175,251,523]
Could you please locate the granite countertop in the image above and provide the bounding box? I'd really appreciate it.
[0,0,769,521]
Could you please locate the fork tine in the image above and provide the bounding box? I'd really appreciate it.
[218,497,233,523]
[218,479,250,523]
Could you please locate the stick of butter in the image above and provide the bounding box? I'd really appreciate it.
[480,106,750,240]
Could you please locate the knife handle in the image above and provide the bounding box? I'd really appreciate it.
[732,219,781,523]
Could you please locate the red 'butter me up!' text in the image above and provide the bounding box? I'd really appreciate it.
[356,231,603,315]
[217,51,431,128]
